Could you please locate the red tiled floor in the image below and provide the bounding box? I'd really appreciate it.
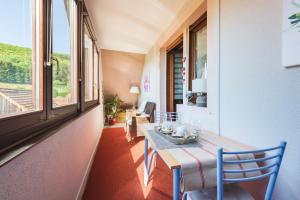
[83,128,173,200]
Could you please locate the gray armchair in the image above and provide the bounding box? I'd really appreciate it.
[125,102,156,141]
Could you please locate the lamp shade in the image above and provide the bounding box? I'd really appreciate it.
[129,86,140,94]
[192,79,207,93]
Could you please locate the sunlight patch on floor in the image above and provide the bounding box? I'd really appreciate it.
[129,139,154,199]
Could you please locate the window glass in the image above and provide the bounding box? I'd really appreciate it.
[0,0,42,118]
[194,26,207,79]
[52,0,77,107]
[84,24,93,101]
[0,0,101,153]
[93,48,98,100]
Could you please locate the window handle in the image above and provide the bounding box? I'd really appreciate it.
[51,56,60,75]
[44,61,51,67]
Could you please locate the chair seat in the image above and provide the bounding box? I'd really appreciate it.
[139,112,150,118]
[127,119,132,126]
[187,184,254,200]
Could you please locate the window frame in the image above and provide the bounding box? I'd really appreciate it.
[81,9,99,111]
[0,0,47,153]
[166,35,183,112]
[46,0,79,120]
[93,48,100,101]
[188,13,207,91]
[0,0,100,156]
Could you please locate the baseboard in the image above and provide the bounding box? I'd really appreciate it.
[75,127,103,200]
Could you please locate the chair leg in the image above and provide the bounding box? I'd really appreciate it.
[173,168,181,200]
[182,192,187,200]
[148,150,157,172]
[144,138,149,186]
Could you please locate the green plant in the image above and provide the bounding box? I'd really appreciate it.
[289,12,300,31]
[104,95,123,119]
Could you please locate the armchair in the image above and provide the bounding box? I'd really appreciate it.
[125,102,156,141]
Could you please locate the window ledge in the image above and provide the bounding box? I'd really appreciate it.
[177,103,211,114]
[0,104,100,168]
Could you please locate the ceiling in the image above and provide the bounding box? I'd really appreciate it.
[85,0,189,54]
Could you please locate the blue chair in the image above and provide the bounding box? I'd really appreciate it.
[154,111,181,123]
[183,141,287,200]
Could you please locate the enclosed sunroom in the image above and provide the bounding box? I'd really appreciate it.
[0,0,299,200]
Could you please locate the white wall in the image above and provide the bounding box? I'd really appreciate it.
[179,0,300,199]
[141,0,300,199]
[102,49,145,105]
[219,0,300,199]
[0,105,104,200]
[139,0,207,112]
[139,46,161,110]
[177,0,220,133]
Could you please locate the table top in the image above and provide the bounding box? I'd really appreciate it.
[140,123,258,169]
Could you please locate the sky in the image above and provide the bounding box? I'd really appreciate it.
[0,0,71,54]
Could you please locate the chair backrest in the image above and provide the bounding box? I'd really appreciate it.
[217,141,287,200]
[144,102,156,122]
[154,111,181,123]
[137,101,147,113]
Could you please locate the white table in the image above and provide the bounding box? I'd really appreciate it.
[140,123,259,200]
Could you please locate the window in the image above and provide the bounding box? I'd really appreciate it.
[194,26,207,79]
[46,0,79,119]
[0,0,100,155]
[84,23,94,102]
[0,0,46,152]
[189,14,207,90]
[93,48,99,100]
[52,0,78,108]
[82,17,99,109]
[0,0,42,118]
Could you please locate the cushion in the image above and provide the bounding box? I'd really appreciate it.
[126,119,132,126]
[187,184,254,200]
[141,113,150,118]
[138,101,147,113]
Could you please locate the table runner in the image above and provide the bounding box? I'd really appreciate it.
[146,130,200,150]
[167,133,261,191]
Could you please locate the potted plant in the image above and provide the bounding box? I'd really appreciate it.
[104,95,123,125]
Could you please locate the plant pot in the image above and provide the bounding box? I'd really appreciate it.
[108,118,117,125]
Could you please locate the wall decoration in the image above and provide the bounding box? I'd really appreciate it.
[282,0,300,67]
[181,57,186,84]
[143,72,150,92]
[182,67,186,84]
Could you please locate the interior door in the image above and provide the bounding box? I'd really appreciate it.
[166,41,183,112]
[166,53,174,112]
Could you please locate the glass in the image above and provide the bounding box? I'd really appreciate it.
[84,23,93,101]
[93,48,98,100]
[194,26,207,79]
[173,52,183,100]
[0,0,42,118]
[52,0,77,107]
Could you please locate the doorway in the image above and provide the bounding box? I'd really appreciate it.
[166,37,183,112]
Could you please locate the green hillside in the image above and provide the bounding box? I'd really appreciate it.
[0,43,71,97]
[0,43,32,84]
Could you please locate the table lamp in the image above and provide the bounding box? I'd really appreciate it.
[129,86,140,94]
[192,79,207,107]
[129,86,140,108]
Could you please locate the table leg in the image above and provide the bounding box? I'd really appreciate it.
[144,138,149,186]
[173,168,180,200]
[154,152,157,168]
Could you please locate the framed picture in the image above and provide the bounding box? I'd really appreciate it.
[282,0,300,67]
[143,72,150,92]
